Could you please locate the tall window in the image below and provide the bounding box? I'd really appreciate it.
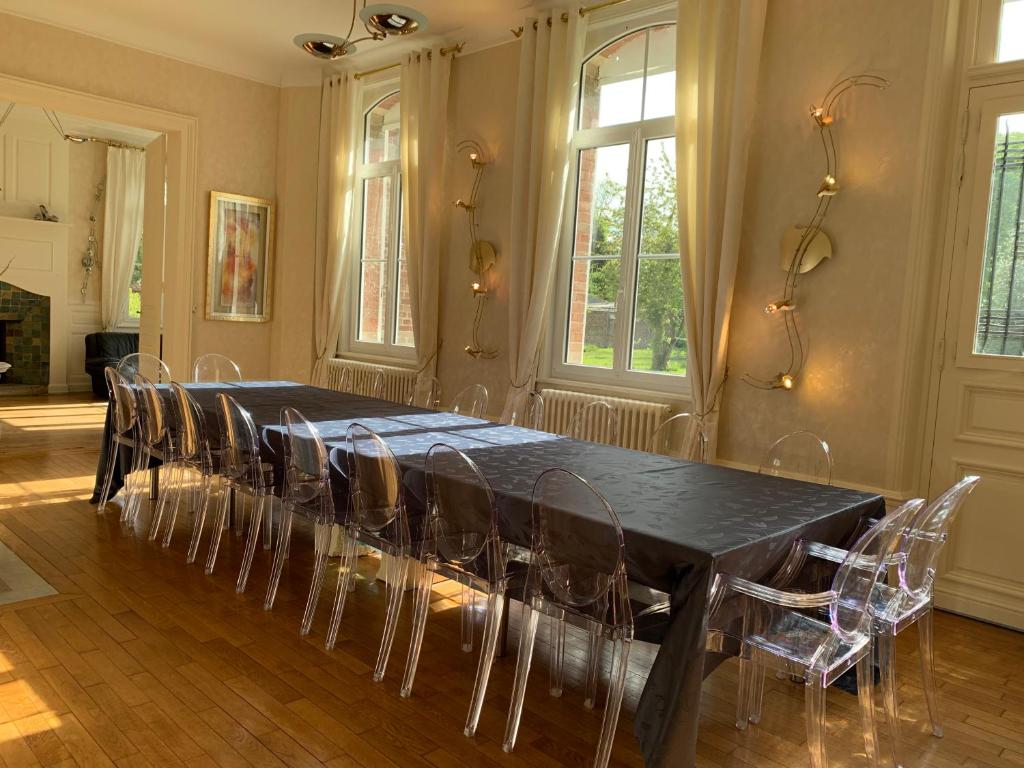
[127,240,142,320]
[351,90,414,357]
[553,24,685,390]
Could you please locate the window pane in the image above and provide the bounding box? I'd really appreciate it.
[364,91,400,163]
[393,258,414,346]
[566,259,619,368]
[359,176,392,343]
[574,144,629,258]
[998,0,1024,62]
[974,112,1024,357]
[358,261,386,343]
[580,29,646,129]
[128,240,143,319]
[643,25,676,121]
[631,137,685,375]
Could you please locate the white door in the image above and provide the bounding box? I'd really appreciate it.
[930,79,1024,630]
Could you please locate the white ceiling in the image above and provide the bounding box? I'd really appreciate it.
[0,0,538,86]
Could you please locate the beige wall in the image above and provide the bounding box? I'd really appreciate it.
[718,0,937,490]
[67,142,106,308]
[0,12,280,379]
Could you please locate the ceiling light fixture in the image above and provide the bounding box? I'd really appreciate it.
[294,0,428,61]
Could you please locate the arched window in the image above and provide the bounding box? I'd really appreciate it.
[553,24,684,389]
[351,89,414,356]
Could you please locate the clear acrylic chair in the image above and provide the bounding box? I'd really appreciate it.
[406,377,441,408]
[192,353,243,382]
[508,391,545,431]
[264,407,336,635]
[649,412,707,462]
[207,393,274,593]
[97,366,140,515]
[324,423,411,683]
[759,430,833,484]
[708,497,926,768]
[401,444,510,737]
[116,352,171,383]
[567,400,619,446]
[450,384,488,418]
[770,476,980,766]
[131,375,179,537]
[503,469,633,768]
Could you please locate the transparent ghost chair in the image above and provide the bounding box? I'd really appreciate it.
[649,412,707,462]
[130,374,179,536]
[708,497,925,768]
[116,352,171,383]
[406,377,441,408]
[567,400,619,446]
[401,444,510,737]
[508,391,546,431]
[758,430,833,484]
[503,469,633,768]
[324,423,411,683]
[192,353,243,382]
[264,407,336,635]
[97,367,142,515]
[450,384,489,418]
[769,476,980,766]
[207,393,274,593]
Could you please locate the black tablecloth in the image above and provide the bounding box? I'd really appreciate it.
[92,381,883,768]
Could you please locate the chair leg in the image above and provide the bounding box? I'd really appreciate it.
[503,603,540,753]
[805,677,828,768]
[123,445,149,525]
[204,485,231,575]
[400,561,434,698]
[748,660,766,724]
[236,494,265,594]
[98,435,120,513]
[373,553,408,682]
[160,464,188,548]
[593,637,630,768]
[549,614,565,697]
[185,475,212,563]
[263,496,274,550]
[461,584,475,653]
[878,631,901,767]
[264,504,295,611]
[584,627,603,710]
[325,532,357,650]
[300,522,331,636]
[465,589,505,737]
[148,460,178,542]
[859,643,881,768]
[918,608,943,737]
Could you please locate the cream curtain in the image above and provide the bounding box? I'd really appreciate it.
[401,47,451,398]
[313,73,361,385]
[100,147,145,330]
[675,0,767,459]
[499,7,588,422]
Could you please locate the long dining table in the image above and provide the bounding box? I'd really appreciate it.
[91,380,885,768]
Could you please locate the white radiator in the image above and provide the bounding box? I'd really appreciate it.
[539,388,671,451]
[323,359,416,403]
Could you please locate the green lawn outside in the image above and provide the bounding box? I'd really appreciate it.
[581,345,686,374]
[128,292,142,318]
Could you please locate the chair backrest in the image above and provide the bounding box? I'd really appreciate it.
[829,498,924,642]
[899,475,981,601]
[169,382,209,464]
[425,444,501,572]
[192,353,242,383]
[758,430,833,485]
[346,423,403,532]
[508,391,545,431]
[281,407,331,510]
[369,368,386,399]
[117,353,171,384]
[451,384,488,419]
[407,377,441,408]
[529,468,631,627]
[133,374,168,448]
[215,393,264,489]
[104,366,137,436]
[567,400,619,446]
[649,412,706,461]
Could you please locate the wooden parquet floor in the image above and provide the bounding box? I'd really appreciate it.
[0,394,1022,767]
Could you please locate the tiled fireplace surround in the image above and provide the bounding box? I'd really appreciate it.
[0,281,50,387]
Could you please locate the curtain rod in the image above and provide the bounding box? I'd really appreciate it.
[353,42,465,81]
[64,134,146,152]
[511,0,632,37]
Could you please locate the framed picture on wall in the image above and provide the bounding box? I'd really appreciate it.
[205,191,275,322]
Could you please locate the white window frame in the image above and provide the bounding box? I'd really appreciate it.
[547,22,687,396]
[340,85,415,364]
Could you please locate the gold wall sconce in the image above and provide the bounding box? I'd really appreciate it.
[743,74,888,392]
[456,139,498,359]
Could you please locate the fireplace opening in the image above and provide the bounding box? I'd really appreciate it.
[0,282,50,393]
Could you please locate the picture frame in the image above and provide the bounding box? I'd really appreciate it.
[205,191,275,322]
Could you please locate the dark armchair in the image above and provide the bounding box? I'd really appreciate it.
[84,332,139,398]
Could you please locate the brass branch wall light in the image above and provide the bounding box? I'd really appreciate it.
[743,74,888,391]
[455,139,498,359]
